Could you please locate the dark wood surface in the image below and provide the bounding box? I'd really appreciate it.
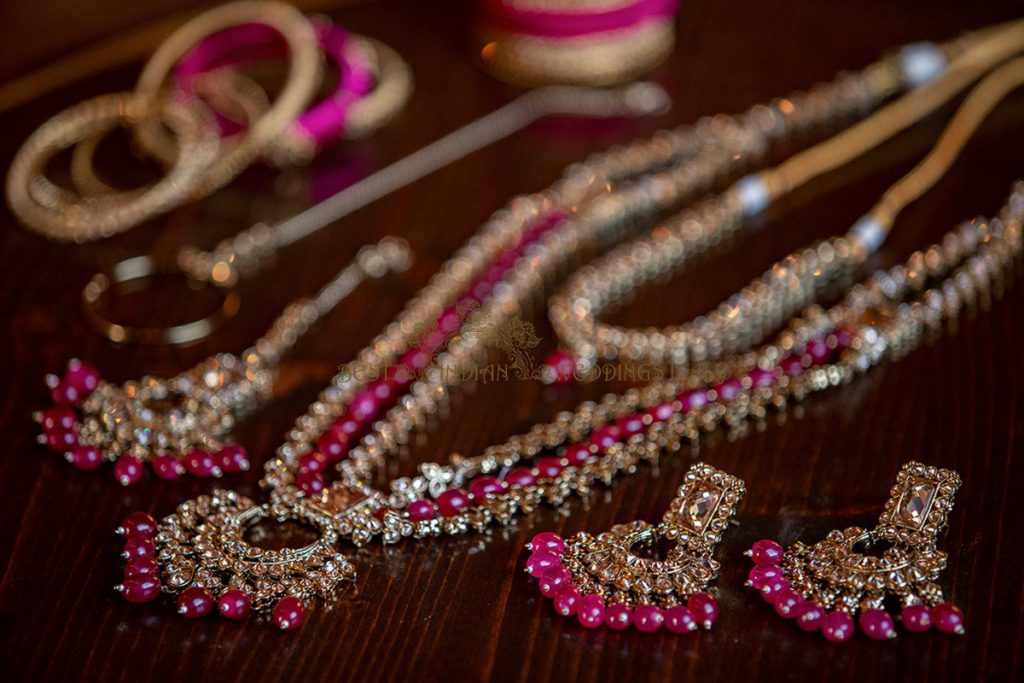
[2,1,1024,681]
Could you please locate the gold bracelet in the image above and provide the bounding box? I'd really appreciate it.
[5,92,218,242]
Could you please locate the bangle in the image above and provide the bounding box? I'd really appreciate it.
[134,0,322,197]
[341,37,415,140]
[168,18,377,164]
[68,70,270,197]
[82,255,241,345]
[5,92,218,242]
[477,0,678,86]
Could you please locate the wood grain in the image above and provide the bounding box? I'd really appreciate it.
[2,1,1023,681]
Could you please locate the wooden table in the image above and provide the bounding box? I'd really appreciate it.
[2,1,1023,681]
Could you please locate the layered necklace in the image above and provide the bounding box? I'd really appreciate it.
[113,22,1024,628]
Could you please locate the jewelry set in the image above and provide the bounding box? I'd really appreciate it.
[10,3,1024,642]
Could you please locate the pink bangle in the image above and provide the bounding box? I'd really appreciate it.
[476,0,678,86]
[479,0,678,39]
[174,18,374,152]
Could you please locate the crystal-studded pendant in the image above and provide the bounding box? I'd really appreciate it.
[115,490,359,629]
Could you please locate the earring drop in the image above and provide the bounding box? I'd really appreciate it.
[747,461,963,642]
[525,463,745,633]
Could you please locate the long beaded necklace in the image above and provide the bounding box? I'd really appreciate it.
[114,23,1024,628]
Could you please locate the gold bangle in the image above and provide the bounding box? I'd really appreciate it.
[82,255,241,344]
[5,92,218,242]
[68,70,271,197]
[478,19,675,87]
[134,0,322,197]
[340,37,415,140]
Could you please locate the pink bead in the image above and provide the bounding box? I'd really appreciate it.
[469,476,504,499]
[50,379,81,405]
[65,359,100,395]
[332,414,363,438]
[538,567,570,597]
[760,577,790,603]
[633,604,664,633]
[436,488,471,517]
[318,430,351,462]
[794,601,825,631]
[528,532,565,555]
[833,325,855,350]
[272,596,305,630]
[821,611,855,643]
[605,604,633,630]
[407,500,437,521]
[117,511,157,539]
[400,348,432,372]
[774,588,802,618]
[646,402,675,422]
[806,335,831,362]
[534,457,563,480]
[297,470,325,495]
[576,595,605,629]
[589,424,623,451]
[117,576,161,603]
[750,539,784,565]
[714,377,742,401]
[525,551,561,577]
[678,388,708,413]
[183,449,221,478]
[217,444,250,473]
[151,455,183,481]
[806,337,832,364]
[504,467,536,487]
[178,586,214,618]
[438,307,462,333]
[46,429,78,452]
[932,603,965,634]
[859,608,896,640]
[901,604,933,632]
[664,605,698,634]
[687,592,718,628]
[553,586,581,617]
[114,456,144,486]
[780,355,805,376]
[40,406,77,434]
[369,378,398,404]
[747,563,783,589]
[564,443,591,466]
[70,445,104,471]
[122,537,155,561]
[218,589,251,620]
[544,350,576,386]
[615,413,645,438]
[349,391,379,422]
[748,367,776,388]
[298,452,329,477]
[124,560,159,579]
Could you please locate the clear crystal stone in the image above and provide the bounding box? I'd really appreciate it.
[896,479,936,528]
[679,482,722,530]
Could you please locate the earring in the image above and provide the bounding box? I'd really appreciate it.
[747,461,964,642]
[525,462,746,633]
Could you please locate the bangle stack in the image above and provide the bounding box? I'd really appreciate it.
[6,0,413,243]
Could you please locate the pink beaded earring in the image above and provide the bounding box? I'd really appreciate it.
[525,463,745,633]
[747,461,964,642]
